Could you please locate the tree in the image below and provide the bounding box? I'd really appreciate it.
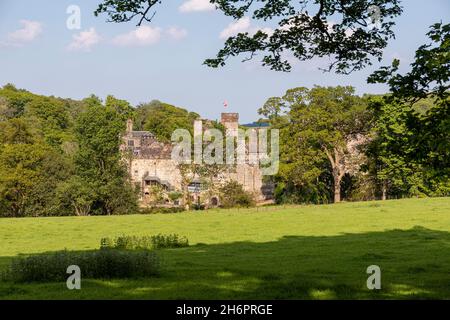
[0,143,69,217]
[368,22,449,103]
[95,0,402,73]
[0,118,35,144]
[0,84,33,119]
[168,191,183,204]
[365,97,430,199]
[219,180,255,208]
[368,22,449,190]
[23,96,72,148]
[0,97,11,121]
[74,103,138,215]
[135,100,199,142]
[262,86,369,203]
[177,162,202,210]
[56,176,96,216]
[105,95,135,121]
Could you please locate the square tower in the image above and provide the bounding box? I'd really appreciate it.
[221,113,239,137]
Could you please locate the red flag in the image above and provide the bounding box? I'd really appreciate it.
[223,100,228,108]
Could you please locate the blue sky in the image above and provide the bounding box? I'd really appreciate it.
[0,0,449,123]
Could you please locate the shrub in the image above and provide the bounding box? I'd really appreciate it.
[3,249,161,283]
[168,191,183,202]
[150,234,189,249]
[219,181,256,208]
[138,207,185,214]
[192,204,205,210]
[100,234,189,250]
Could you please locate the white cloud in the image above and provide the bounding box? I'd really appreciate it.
[166,26,188,40]
[67,28,101,52]
[6,20,42,45]
[220,17,273,39]
[179,0,215,13]
[220,17,251,39]
[112,26,162,46]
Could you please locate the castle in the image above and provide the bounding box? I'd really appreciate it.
[121,113,273,208]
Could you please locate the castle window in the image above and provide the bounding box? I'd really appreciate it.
[128,140,134,147]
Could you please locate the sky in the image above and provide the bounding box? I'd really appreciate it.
[0,0,449,123]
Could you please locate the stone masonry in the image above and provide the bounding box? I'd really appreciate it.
[121,113,273,207]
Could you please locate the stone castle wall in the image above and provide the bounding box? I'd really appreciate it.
[121,113,271,206]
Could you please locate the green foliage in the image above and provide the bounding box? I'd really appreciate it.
[368,22,449,103]
[0,84,33,119]
[0,143,70,217]
[74,102,138,215]
[138,206,185,214]
[135,100,199,142]
[367,23,450,196]
[0,118,35,144]
[4,249,160,282]
[149,185,165,205]
[95,0,403,73]
[168,191,183,202]
[55,176,96,216]
[100,234,189,250]
[219,181,255,208]
[366,97,449,198]
[0,85,77,150]
[105,95,135,121]
[0,86,138,217]
[263,86,370,203]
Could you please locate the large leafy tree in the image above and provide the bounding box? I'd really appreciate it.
[368,22,449,103]
[261,86,369,203]
[0,85,143,216]
[95,0,402,73]
[365,97,431,199]
[0,143,69,217]
[135,100,199,142]
[0,118,35,144]
[74,103,138,215]
[0,84,33,119]
[368,22,449,191]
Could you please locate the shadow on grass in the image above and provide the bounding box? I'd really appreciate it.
[0,226,449,299]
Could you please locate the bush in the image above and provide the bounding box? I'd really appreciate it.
[219,181,256,208]
[3,249,161,283]
[138,207,185,214]
[192,204,205,210]
[100,234,189,250]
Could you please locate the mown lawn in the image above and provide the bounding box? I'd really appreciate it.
[0,197,449,299]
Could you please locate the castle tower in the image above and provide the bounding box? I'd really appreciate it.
[221,113,239,137]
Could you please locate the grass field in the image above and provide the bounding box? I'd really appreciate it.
[0,197,449,299]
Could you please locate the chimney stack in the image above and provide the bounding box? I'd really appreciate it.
[126,119,133,133]
[221,113,239,137]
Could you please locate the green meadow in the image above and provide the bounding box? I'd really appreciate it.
[0,197,449,299]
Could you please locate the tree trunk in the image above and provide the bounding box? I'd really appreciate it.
[182,183,190,210]
[381,181,387,200]
[323,146,345,203]
[334,176,341,203]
